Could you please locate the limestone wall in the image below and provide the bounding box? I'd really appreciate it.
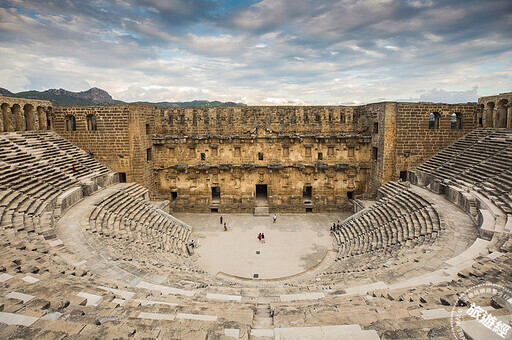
[391,102,478,181]
[153,135,371,212]
[52,105,149,186]
[48,99,482,212]
[149,106,373,212]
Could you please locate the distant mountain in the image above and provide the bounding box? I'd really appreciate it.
[0,87,115,106]
[0,87,246,107]
[135,100,247,107]
[0,88,14,96]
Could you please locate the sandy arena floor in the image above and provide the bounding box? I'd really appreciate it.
[173,212,352,280]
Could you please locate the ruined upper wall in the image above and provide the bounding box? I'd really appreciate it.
[153,106,371,137]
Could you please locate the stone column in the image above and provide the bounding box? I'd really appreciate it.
[483,107,492,127]
[507,104,512,129]
[37,107,46,130]
[2,105,13,132]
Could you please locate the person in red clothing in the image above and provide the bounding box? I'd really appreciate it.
[258,233,262,242]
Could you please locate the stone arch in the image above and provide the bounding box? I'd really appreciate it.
[451,112,463,130]
[65,115,76,131]
[23,104,35,131]
[485,102,495,127]
[46,108,53,130]
[12,104,24,131]
[37,106,47,130]
[497,99,508,128]
[86,114,97,131]
[1,103,11,132]
[429,112,440,129]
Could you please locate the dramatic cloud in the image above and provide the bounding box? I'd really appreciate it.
[0,0,511,104]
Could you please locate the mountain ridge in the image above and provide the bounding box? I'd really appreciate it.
[0,87,246,107]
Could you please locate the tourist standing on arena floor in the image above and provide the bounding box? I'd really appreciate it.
[261,233,265,243]
[220,216,223,224]
[224,222,227,231]
[258,233,262,242]
[273,214,277,223]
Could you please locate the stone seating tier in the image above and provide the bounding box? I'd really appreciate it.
[88,183,192,256]
[335,182,440,259]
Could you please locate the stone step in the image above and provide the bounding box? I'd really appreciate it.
[254,206,269,216]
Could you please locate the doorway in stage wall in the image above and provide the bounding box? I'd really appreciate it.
[303,186,312,203]
[400,170,408,182]
[211,186,221,203]
[256,184,268,205]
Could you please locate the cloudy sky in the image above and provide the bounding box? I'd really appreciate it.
[0,0,511,105]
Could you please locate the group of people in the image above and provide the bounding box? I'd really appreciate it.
[257,232,266,243]
[330,220,341,233]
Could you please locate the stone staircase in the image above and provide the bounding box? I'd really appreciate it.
[251,299,274,339]
[254,206,269,216]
